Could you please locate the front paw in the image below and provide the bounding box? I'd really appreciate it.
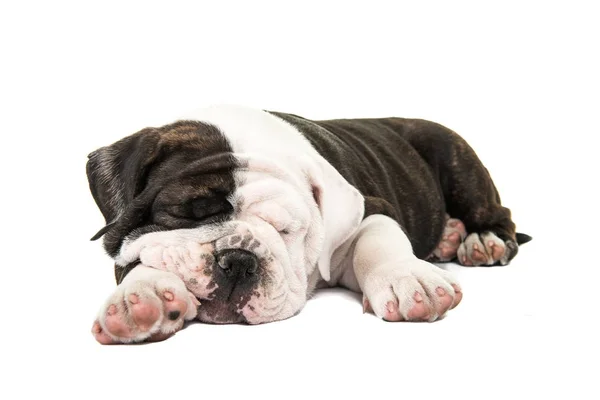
[362,259,462,322]
[92,266,199,344]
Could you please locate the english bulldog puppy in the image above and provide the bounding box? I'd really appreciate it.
[87,105,531,344]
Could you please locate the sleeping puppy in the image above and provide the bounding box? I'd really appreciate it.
[87,105,531,344]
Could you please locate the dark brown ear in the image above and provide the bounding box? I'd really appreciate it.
[86,128,161,240]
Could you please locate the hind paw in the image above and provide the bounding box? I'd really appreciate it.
[428,217,467,262]
[457,232,516,266]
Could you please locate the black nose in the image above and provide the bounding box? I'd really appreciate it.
[216,249,259,281]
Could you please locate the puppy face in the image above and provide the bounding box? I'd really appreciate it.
[87,106,364,324]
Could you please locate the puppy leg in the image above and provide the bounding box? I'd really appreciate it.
[403,124,530,265]
[440,148,525,266]
[349,214,462,322]
[92,265,199,344]
[434,136,530,265]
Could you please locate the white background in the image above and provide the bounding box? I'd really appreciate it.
[1,1,598,399]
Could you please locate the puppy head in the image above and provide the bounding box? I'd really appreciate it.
[87,110,363,324]
[87,121,237,254]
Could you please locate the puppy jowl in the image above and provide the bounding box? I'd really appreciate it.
[88,105,530,344]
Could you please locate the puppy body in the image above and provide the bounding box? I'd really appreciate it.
[88,105,529,342]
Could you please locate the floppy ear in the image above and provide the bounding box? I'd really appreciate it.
[304,155,364,281]
[86,128,161,243]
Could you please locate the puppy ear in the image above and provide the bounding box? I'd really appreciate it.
[304,156,364,281]
[86,128,160,240]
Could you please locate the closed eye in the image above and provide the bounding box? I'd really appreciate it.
[254,212,290,234]
[191,197,233,219]
[165,197,233,222]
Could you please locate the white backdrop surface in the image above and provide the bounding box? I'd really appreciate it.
[1,1,597,399]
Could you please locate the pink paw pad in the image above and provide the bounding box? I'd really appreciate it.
[471,243,488,264]
[104,305,133,338]
[407,292,431,321]
[487,240,505,260]
[92,321,117,345]
[383,301,404,322]
[431,217,467,262]
[435,287,454,316]
[128,295,161,332]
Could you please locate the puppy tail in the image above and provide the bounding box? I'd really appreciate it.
[516,232,532,245]
[90,221,117,241]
